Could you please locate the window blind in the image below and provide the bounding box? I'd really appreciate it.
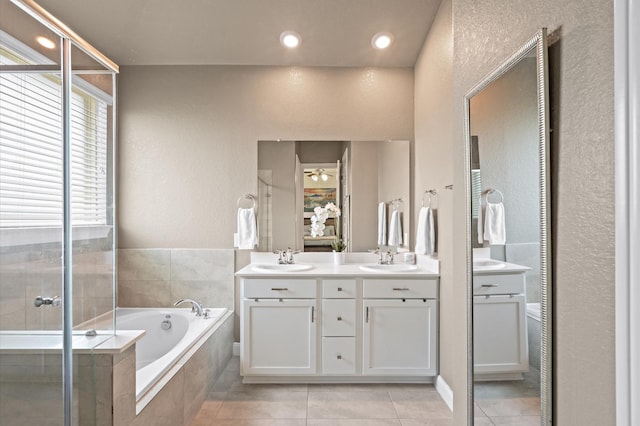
[0,48,109,228]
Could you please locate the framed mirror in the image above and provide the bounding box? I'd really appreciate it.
[464,29,551,424]
[257,139,410,253]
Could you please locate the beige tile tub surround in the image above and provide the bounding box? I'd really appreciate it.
[118,249,235,310]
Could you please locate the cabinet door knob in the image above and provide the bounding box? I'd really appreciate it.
[392,287,410,291]
[337,354,342,360]
[337,287,343,292]
[481,284,498,288]
[337,316,342,321]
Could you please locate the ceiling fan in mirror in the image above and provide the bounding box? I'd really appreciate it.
[304,168,332,182]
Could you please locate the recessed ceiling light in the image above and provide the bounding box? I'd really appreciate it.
[36,36,56,50]
[372,32,394,50]
[280,31,301,48]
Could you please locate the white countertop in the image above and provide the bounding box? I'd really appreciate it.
[472,260,532,275]
[236,251,439,278]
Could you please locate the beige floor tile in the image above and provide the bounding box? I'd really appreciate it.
[474,402,489,418]
[389,389,452,420]
[475,397,540,417]
[399,420,455,426]
[308,420,402,426]
[308,383,394,392]
[472,418,495,426]
[307,390,397,419]
[490,415,541,425]
[196,420,306,426]
[216,391,308,419]
[229,382,309,393]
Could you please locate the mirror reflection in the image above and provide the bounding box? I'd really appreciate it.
[257,140,410,253]
[468,31,550,425]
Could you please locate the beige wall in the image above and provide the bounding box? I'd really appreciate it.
[117,66,414,249]
[451,1,615,425]
[413,0,462,422]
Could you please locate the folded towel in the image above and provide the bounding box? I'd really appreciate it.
[388,209,403,246]
[483,201,506,245]
[237,208,257,249]
[377,202,387,246]
[415,206,435,255]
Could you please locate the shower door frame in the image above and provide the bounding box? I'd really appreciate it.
[5,1,119,424]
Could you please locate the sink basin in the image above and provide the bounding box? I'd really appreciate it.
[473,259,507,270]
[359,264,419,273]
[252,264,313,273]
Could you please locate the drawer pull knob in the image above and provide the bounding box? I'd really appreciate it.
[393,288,410,291]
[337,316,342,321]
[271,288,288,291]
[337,354,342,360]
[337,287,343,291]
[481,284,498,288]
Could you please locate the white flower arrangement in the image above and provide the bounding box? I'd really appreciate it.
[310,202,341,237]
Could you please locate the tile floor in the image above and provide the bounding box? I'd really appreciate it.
[191,357,541,425]
[191,357,453,426]
[473,367,542,425]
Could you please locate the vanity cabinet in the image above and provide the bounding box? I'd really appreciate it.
[241,279,317,375]
[239,273,439,382]
[362,279,438,376]
[473,272,528,378]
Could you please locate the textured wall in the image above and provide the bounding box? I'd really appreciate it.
[413,0,463,422]
[452,0,615,424]
[117,66,414,249]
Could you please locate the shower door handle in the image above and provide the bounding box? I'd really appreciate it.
[34,296,61,308]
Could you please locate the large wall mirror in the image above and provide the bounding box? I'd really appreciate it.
[464,29,551,424]
[257,140,410,253]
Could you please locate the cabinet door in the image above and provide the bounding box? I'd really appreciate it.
[362,299,437,376]
[473,295,528,373]
[242,299,317,375]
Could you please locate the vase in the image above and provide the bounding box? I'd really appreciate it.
[333,250,346,265]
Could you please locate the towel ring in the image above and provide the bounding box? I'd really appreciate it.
[484,188,504,203]
[237,194,256,209]
[422,190,437,208]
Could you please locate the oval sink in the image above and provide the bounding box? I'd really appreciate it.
[473,259,507,270]
[252,264,313,273]
[359,264,419,273]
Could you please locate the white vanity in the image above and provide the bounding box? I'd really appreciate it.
[473,259,531,381]
[236,254,439,383]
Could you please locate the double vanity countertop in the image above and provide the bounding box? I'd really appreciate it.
[236,252,440,278]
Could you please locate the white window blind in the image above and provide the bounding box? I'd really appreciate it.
[0,47,109,228]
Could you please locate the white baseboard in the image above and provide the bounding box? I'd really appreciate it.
[232,342,240,357]
[435,375,454,412]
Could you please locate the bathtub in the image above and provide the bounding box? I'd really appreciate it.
[526,302,541,371]
[114,307,228,401]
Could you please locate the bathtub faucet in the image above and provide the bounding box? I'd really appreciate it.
[174,298,204,317]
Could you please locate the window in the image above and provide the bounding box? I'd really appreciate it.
[0,39,110,228]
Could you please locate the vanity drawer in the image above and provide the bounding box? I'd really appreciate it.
[322,337,356,375]
[322,279,357,298]
[473,274,525,295]
[362,279,437,299]
[243,279,316,298]
[322,299,356,336]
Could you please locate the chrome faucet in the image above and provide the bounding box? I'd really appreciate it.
[274,248,299,264]
[174,298,204,316]
[370,248,395,265]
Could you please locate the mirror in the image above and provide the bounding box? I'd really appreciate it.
[465,29,551,424]
[257,140,410,252]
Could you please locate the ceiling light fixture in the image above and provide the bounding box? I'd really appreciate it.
[321,172,329,181]
[311,174,319,182]
[36,36,56,49]
[280,31,301,49]
[371,32,394,50]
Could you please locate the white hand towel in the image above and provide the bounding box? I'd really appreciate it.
[483,202,506,245]
[237,208,257,249]
[415,206,435,255]
[388,209,403,246]
[377,202,387,246]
